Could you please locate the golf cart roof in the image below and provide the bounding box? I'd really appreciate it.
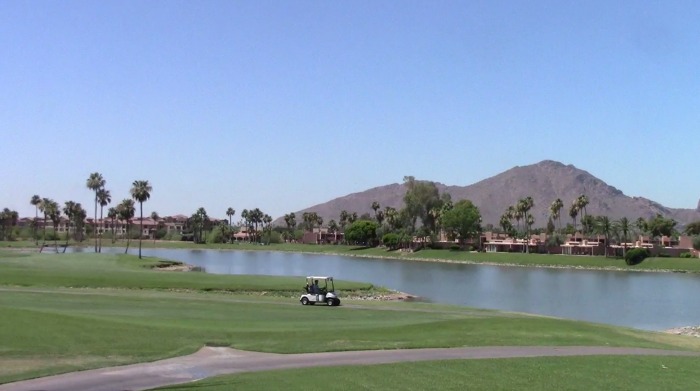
[307,276,333,281]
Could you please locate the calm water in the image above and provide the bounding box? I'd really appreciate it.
[86,247,700,330]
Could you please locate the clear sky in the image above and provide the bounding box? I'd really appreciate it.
[2,0,699,220]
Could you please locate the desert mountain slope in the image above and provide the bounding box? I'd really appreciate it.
[287,160,699,227]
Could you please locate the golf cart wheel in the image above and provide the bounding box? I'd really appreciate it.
[301,297,309,305]
[326,298,334,306]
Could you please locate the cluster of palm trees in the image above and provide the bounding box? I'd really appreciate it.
[499,197,535,251]
[27,195,87,252]
[25,173,152,259]
[240,208,273,243]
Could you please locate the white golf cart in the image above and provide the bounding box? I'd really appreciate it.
[300,276,340,306]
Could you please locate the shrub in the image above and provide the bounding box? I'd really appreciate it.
[625,248,650,266]
[382,233,400,250]
[693,236,700,251]
[449,244,461,251]
[680,252,693,258]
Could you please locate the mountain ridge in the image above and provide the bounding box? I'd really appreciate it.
[285,160,699,227]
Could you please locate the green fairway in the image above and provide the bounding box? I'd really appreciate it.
[0,250,374,294]
[1,250,699,386]
[155,355,700,391]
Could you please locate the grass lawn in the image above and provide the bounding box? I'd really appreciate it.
[155,355,700,391]
[1,250,699,386]
[4,239,699,272]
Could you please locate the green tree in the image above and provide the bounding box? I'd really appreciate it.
[86,172,105,253]
[130,180,152,259]
[117,199,135,254]
[30,194,41,244]
[344,220,379,246]
[0,208,19,241]
[402,176,442,234]
[646,214,676,238]
[96,188,111,253]
[684,221,700,236]
[441,199,482,247]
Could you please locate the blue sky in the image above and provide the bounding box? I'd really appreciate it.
[2,0,699,220]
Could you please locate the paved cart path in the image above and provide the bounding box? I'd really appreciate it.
[2,346,699,391]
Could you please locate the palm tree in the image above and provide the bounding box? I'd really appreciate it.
[107,207,118,243]
[117,199,135,254]
[371,202,380,220]
[576,195,589,234]
[614,217,630,257]
[569,203,579,232]
[30,195,41,245]
[499,213,512,235]
[263,214,273,244]
[283,213,296,242]
[96,188,111,253]
[339,210,349,232]
[226,207,235,227]
[39,197,50,248]
[596,216,612,257]
[86,172,105,252]
[130,180,152,259]
[550,198,564,233]
[43,200,60,253]
[63,201,76,250]
[151,211,160,243]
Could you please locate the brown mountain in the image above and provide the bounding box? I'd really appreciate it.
[287,160,700,228]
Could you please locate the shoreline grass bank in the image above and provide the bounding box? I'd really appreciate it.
[4,240,699,273]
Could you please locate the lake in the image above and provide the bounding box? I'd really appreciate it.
[86,247,700,331]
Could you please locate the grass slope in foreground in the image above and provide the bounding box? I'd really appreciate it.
[156,356,700,391]
[1,250,699,385]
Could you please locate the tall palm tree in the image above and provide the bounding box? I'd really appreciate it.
[614,217,631,257]
[576,195,589,234]
[569,203,579,232]
[596,216,612,257]
[130,180,152,259]
[39,197,50,248]
[118,199,135,254]
[30,195,41,245]
[151,211,160,243]
[226,207,235,227]
[107,207,118,243]
[550,198,564,233]
[86,172,105,252]
[96,188,111,253]
[284,212,296,242]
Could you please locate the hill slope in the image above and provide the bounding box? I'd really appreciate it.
[288,160,700,227]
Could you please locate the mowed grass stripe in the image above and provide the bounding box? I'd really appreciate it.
[155,355,700,391]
